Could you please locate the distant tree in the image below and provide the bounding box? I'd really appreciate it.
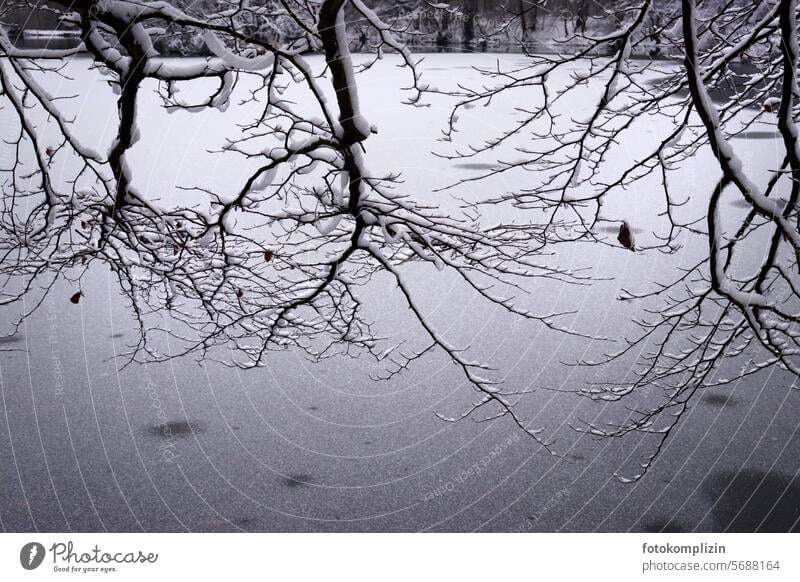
[463,0,476,46]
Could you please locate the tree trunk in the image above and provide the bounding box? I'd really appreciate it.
[318,0,370,145]
[463,0,476,46]
[317,0,368,219]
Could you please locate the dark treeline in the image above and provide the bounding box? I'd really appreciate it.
[2,0,644,54]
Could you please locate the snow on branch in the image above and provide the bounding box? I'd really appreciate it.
[0,0,591,454]
[438,0,800,481]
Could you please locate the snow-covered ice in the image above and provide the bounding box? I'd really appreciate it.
[0,53,798,532]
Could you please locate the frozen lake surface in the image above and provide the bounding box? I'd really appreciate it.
[1,53,799,532]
